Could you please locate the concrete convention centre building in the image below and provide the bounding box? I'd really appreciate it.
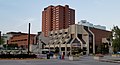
[44,23,111,56]
[41,5,111,56]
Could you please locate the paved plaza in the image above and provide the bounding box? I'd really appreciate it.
[0,56,119,65]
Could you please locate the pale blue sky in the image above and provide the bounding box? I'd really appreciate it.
[0,0,120,34]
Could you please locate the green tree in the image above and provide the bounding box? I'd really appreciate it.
[112,26,120,53]
[97,44,104,54]
[55,46,59,54]
[0,37,4,45]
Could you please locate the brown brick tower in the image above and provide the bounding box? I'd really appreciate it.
[42,5,75,36]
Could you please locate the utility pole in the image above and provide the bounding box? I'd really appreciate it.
[0,31,1,45]
[28,23,30,55]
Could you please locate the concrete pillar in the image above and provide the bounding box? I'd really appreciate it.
[70,44,72,56]
[59,42,61,54]
[109,46,113,54]
[93,35,95,54]
[65,43,67,56]
[88,27,95,54]
[39,38,43,54]
[87,37,89,55]
[109,41,113,54]
[54,42,55,50]
[48,43,50,53]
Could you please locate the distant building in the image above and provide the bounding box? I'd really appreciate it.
[44,24,111,55]
[3,32,24,44]
[42,5,75,36]
[78,20,106,30]
[94,25,106,30]
[78,20,94,27]
[30,32,50,53]
[7,32,36,49]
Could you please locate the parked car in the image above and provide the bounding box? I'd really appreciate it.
[117,52,120,54]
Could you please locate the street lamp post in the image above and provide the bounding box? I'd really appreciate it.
[28,23,31,55]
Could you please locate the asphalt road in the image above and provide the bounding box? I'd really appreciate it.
[0,56,119,65]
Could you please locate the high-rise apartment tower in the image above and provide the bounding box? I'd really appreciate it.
[42,5,75,36]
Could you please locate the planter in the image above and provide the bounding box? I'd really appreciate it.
[94,56,103,60]
[69,56,80,61]
[112,54,120,57]
[53,54,57,59]
[94,54,104,60]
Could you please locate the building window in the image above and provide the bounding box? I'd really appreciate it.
[83,47,87,51]
[67,36,69,38]
[50,34,52,36]
[56,16,58,18]
[63,42,66,44]
[65,32,68,34]
[61,47,65,51]
[59,33,62,35]
[67,47,70,51]
[55,33,57,35]
[56,28,58,30]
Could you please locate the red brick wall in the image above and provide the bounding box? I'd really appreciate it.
[90,28,111,46]
[42,5,75,37]
[8,34,36,48]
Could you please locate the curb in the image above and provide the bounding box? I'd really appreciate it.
[0,58,43,60]
[99,59,120,64]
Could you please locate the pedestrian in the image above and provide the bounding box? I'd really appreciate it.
[47,53,50,59]
[62,53,64,60]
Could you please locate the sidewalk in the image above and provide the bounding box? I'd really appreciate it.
[99,55,120,64]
